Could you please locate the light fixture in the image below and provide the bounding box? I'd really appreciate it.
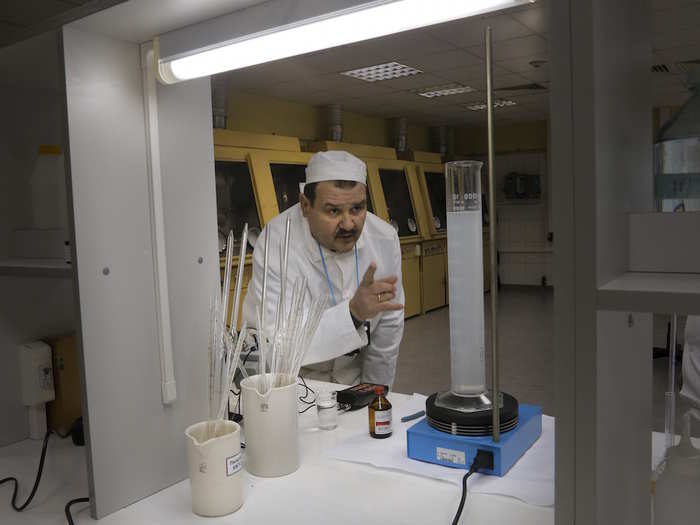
[415,83,475,98]
[342,62,422,82]
[465,99,517,111]
[157,0,535,83]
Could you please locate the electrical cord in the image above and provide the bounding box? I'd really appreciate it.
[0,429,53,512]
[451,450,493,525]
[297,375,316,414]
[2,423,88,523]
[65,497,89,525]
[229,343,256,418]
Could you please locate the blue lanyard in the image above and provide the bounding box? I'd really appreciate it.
[317,242,359,306]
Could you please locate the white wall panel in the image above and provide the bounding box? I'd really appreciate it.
[63,25,216,518]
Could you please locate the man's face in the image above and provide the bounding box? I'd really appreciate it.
[300,181,368,253]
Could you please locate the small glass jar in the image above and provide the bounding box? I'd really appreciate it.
[316,391,338,430]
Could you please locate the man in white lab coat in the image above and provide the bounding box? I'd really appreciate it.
[242,151,405,386]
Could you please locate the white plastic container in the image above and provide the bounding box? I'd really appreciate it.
[240,374,299,477]
[185,420,243,517]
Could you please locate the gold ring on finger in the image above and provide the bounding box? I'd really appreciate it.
[377,293,382,303]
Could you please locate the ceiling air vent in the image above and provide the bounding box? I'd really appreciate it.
[341,62,422,82]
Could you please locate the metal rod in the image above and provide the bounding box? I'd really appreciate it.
[260,227,271,339]
[486,25,500,443]
[668,314,678,441]
[230,224,248,336]
[221,231,235,327]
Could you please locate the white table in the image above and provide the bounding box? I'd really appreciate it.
[1,382,554,524]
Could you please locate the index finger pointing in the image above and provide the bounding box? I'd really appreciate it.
[361,262,377,286]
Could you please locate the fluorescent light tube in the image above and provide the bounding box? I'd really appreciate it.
[158,0,534,83]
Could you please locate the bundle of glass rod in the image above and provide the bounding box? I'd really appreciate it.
[254,218,327,396]
[208,224,249,427]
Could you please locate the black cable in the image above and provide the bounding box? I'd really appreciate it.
[234,347,256,415]
[451,450,493,525]
[0,429,52,512]
[297,375,316,413]
[298,403,316,414]
[298,375,315,403]
[65,497,89,525]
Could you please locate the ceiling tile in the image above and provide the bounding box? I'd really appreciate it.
[652,74,689,92]
[437,63,513,85]
[496,53,549,73]
[653,4,700,34]
[351,29,457,60]
[0,22,26,47]
[427,90,485,106]
[297,45,393,74]
[469,35,548,60]
[378,72,451,91]
[653,90,692,107]
[519,68,549,83]
[0,0,70,26]
[369,90,427,106]
[510,7,549,34]
[406,49,482,73]
[653,27,700,51]
[493,73,536,90]
[224,59,323,88]
[425,13,534,48]
[656,44,700,64]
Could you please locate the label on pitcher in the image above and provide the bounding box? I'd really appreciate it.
[227,453,242,476]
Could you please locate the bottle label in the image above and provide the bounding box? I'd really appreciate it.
[373,409,392,435]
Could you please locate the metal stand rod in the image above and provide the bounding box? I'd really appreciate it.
[486,25,500,443]
[668,314,678,440]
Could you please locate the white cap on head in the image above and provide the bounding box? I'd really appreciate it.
[305,150,367,185]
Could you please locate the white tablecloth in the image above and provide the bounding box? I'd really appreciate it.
[325,393,555,507]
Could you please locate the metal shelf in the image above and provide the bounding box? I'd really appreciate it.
[0,259,73,278]
[597,272,700,314]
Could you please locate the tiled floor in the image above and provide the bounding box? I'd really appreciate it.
[393,285,554,415]
[393,285,687,433]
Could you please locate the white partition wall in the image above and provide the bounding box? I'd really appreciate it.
[551,1,657,523]
[62,24,217,518]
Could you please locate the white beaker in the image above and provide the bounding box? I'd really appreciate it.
[185,420,243,517]
[240,373,299,477]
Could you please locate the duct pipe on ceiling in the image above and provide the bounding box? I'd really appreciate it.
[326,104,343,141]
[211,75,228,129]
[393,117,408,152]
[431,125,454,161]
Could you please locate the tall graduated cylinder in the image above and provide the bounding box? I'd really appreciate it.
[446,161,486,396]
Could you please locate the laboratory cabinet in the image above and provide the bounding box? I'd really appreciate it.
[369,159,432,319]
[414,155,449,311]
[213,129,308,329]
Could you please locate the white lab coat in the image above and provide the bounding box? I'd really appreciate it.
[242,204,404,386]
[681,316,700,407]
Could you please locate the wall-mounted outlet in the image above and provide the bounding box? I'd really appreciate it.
[19,341,55,406]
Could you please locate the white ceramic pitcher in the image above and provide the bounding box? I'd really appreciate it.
[240,374,299,477]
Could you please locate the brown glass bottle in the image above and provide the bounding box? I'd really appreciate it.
[368,386,392,439]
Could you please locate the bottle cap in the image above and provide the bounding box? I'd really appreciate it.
[374,386,384,395]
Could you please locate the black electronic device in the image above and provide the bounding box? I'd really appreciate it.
[336,383,389,411]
